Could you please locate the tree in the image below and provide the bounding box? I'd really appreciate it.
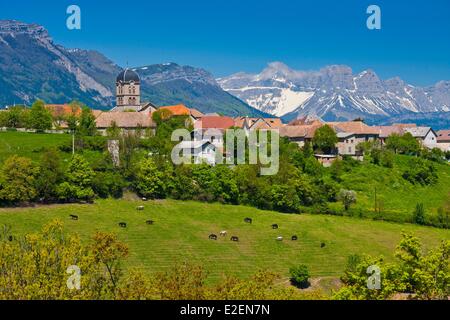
[57,154,95,202]
[412,203,426,225]
[78,107,97,136]
[312,125,338,154]
[0,105,30,128]
[289,265,310,288]
[334,233,450,300]
[134,158,167,199]
[152,109,173,125]
[0,155,38,204]
[402,158,438,185]
[386,132,420,155]
[29,100,52,131]
[338,189,357,211]
[36,148,64,202]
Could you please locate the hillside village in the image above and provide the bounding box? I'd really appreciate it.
[9,68,447,166]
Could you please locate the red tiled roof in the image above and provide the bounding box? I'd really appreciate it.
[194,116,235,129]
[437,130,450,142]
[159,104,191,116]
[328,121,379,135]
[45,104,81,117]
[279,124,322,139]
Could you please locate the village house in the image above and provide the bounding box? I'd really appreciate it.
[234,116,284,134]
[329,121,379,159]
[176,140,217,165]
[95,111,156,135]
[403,126,438,149]
[436,130,450,152]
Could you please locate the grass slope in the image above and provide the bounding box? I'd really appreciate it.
[0,131,71,162]
[333,155,450,222]
[0,199,448,283]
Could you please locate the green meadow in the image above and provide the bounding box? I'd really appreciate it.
[0,199,448,284]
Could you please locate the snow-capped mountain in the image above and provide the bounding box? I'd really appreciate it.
[218,62,450,122]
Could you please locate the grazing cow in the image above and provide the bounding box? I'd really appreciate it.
[220,231,227,237]
[321,242,326,248]
[8,235,13,242]
[244,217,253,224]
[209,234,218,240]
[69,214,79,221]
[136,206,145,211]
[142,197,148,201]
[291,235,298,241]
[146,220,154,225]
[276,236,283,241]
[119,222,127,228]
[272,224,279,230]
[230,236,239,242]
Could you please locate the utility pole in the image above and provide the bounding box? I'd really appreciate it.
[72,129,75,155]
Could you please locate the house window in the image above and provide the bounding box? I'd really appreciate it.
[351,139,354,143]
[348,147,352,153]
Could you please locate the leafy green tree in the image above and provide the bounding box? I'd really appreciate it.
[338,189,357,211]
[1,105,30,128]
[334,233,450,300]
[57,154,95,202]
[402,158,438,185]
[29,100,52,131]
[0,155,38,204]
[289,265,310,288]
[312,125,338,154]
[386,132,420,155]
[270,183,301,213]
[412,203,426,225]
[78,107,97,136]
[36,148,64,202]
[134,158,167,199]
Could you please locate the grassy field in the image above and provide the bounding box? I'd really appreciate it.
[1,198,449,284]
[0,131,72,162]
[332,155,450,221]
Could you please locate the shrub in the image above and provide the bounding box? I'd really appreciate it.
[338,189,357,211]
[289,265,310,289]
[93,171,127,199]
[0,155,38,204]
[57,154,95,202]
[402,158,438,185]
[412,203,426,225]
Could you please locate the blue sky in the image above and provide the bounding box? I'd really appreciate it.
[1,0,449,85]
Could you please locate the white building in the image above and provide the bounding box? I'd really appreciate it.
[177,140,217,165]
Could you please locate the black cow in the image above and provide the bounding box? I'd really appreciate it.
[146,220,154,225]
[272,224,279,230]
[321,242,326,248]
[119,222,127,228]
[291,235,298,241]
[8,235,14,242]
[230,236,239,242]
[209,234,218,240]
[244,217,253,224]
[69,214,79,220]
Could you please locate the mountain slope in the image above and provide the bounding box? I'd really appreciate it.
[0,20,265,117]
[218,62,450,122]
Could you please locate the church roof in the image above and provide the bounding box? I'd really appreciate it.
[116,68,140,83]
[95,112,155,128]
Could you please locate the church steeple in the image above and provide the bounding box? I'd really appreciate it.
[114,68,141,112]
